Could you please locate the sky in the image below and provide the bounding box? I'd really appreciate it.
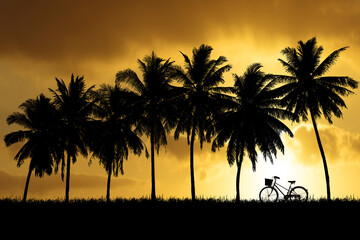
[1,0,360,200]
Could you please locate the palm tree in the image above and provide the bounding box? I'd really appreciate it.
[116,52,178,200]
[212,63,293,202]
[274,37,358,200]
[49,74,95,203]
[87,84,147,202]
[4,94,62,202]
[173,44,232,200]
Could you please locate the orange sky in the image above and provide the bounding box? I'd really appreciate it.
[1,0,360,200]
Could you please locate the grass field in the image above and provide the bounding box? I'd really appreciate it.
[2,196,360,208]
[1,198,359,236]
[2,197,360,216]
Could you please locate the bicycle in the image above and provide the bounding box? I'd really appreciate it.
[259,176,308,202]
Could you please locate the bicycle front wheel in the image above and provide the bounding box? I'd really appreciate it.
[289,186,308,202]
[259,186,279,202]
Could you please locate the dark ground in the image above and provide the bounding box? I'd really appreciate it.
[1,198,359,237]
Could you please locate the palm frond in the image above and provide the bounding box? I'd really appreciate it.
[6,112,32,128]
[319,82,355,97]
[14,141,32,165]
[53,77,68,103]
[290,92,309,122]
[313,47,348,77]
[262,107,295,122]
[116,69,145,94]
[172,65,194,87]
[278,58,298,77]
[4,130,31,147]
[226,133,241,166]
[179,51,192,72]
[280,47,300,70]
[267,74,297,85]
[317,76,358,91]
[203,55,229,84]
[204,64,232,88]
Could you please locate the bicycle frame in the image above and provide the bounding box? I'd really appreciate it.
[272,179,293,197]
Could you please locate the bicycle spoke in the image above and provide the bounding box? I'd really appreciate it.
[259,186,278,202]
[289,187,308,202]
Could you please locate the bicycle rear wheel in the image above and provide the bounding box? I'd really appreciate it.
[259,186,279,202]
[289,186,308,201]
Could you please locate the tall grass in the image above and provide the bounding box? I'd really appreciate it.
[1,196,359,206]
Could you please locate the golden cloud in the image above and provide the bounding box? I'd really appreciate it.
[0,169,145,199]
[286,124,360,165]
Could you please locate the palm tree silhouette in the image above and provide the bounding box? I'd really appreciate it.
[212,63,293,202]
[173,44,232,200]
[274,37,358,200]
[49,74,95,203]
[116,52,178,200]
[87,84,147,202]
[4,94,62,202]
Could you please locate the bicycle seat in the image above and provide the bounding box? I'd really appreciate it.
[274,176,280,179]
[288,180,296,184]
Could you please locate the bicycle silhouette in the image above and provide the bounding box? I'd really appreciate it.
[259,176,308,202]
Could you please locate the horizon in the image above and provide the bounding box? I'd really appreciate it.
[1,0,360,201]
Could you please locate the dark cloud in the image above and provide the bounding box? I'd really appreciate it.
[1,0,360,62]
[0,0,208,61]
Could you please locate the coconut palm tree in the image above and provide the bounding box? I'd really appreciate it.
[173,44,232,200]
[274,37,358,200]
[49,74,95,203]
[4,94,62,202]
[87,84,147,202]
[212,63,293,202]
[116,52,178,200]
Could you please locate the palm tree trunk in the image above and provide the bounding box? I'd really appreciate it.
[23,167,33,202]
[65,152,71,203]
[150,124,156,200]
[310,112,331,201]
[189,126,196,201]
[235,149,244,202]
[106,167,112,202]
